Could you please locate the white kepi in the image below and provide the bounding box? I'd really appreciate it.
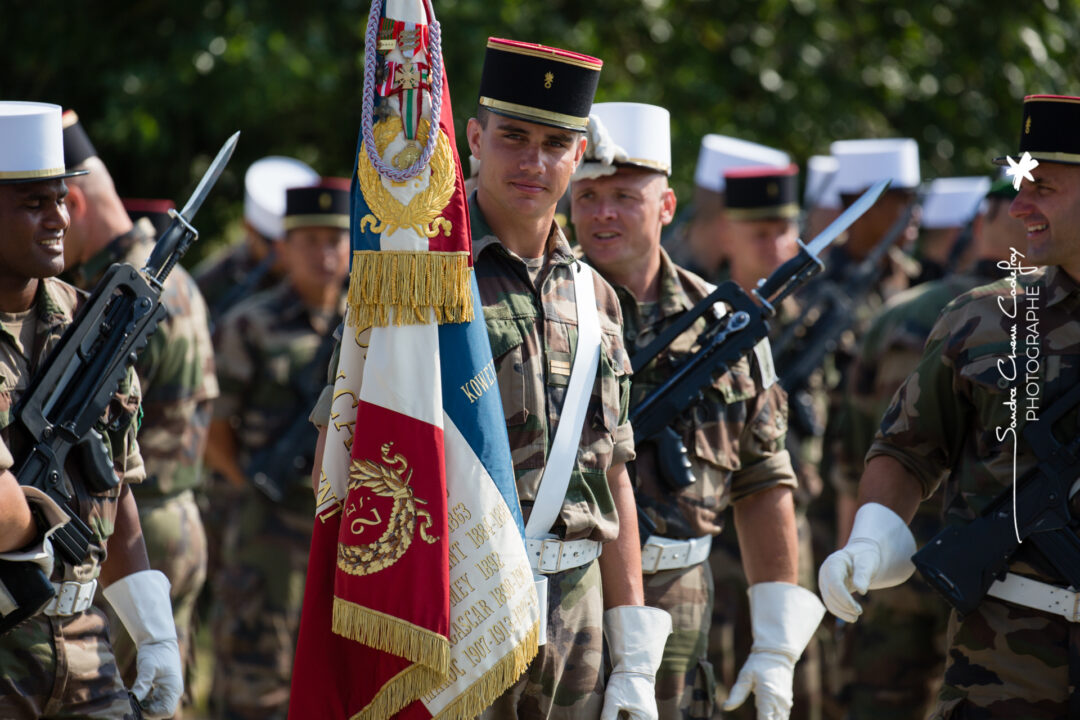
[831,138,921,195]
[921,176,992,229]
[805,155,841,209]
[244,156,320,241]
[592,101,672,175]
[0,101,87,184]
[694,134,790,193]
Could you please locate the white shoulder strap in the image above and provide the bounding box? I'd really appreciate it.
[525,261,602,538]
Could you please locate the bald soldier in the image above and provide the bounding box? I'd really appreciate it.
[820,94,1080,717]
[572,102,824,720]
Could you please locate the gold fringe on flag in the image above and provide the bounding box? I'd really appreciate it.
[351,663,442,720]
[332,597,450,674]
[349,620,540,720]
[432,620,540,720]
[348,250,474,328]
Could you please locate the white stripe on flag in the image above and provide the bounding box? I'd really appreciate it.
[420,416,540,715]
[362,322,441,427]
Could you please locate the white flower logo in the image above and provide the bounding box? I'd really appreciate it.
[1006,151,1039,191]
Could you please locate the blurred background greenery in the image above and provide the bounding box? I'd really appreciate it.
[4,0,1078,265]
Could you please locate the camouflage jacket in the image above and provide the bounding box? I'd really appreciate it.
[771,294,831,508]
[818,244,914,493]
[472,194,635,544]
[0,277,144,583]
[869,264,1080,581]
[847,260,1010,487]
[605,248,794,540]
[69,221,218,497]
[193,240,282,322]
[214,281,343,491]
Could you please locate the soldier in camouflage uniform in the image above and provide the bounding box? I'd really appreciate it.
[718,164,829,720]
[59,113,218,717]
[572,103,824,720]
[192,156,319,323]
[204,178,349,720]
[0,101,181,720]
[311,43,673,720]
[663,135,791,286]
[839,177,1022,720]
[820,94,1080,718]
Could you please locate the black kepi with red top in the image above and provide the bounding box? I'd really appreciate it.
[478,38,602,132]
[723,164,800,221]
[995,94,1080,166]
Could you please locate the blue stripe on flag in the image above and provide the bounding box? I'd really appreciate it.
[350,129,383,264]
[439,278,526,538]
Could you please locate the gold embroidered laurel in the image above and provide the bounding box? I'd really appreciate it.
[356,117,455,238]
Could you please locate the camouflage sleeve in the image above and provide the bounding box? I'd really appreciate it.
[730,382,797,503]
[212,310,256,421]
[114,369,146,485]
[865,318,964,499]
[612,373,634,465]
[599,282,635,466]
[309,329,342,429]
[0,435,12,472]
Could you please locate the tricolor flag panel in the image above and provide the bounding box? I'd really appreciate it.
[289,1,539,718]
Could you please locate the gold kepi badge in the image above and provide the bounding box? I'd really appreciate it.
[544,72,554,89]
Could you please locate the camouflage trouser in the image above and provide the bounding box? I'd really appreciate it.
[481,558,605,720]
[848,576,946,720]
[644,560,715,720]
[0,607,140,719]
[929,596,1080,719]
[107,490,208,718]
[708,526,751,719]
[709,515,822,720]
[211,484,314,720]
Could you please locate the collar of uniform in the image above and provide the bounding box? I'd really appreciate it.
[1043,265,1080,312]
[467,191,573,266]
[74,223,149,289]
[0,277,73,351]
[654,247,696,317]
[276,280,347,333]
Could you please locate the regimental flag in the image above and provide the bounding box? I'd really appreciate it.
[288,1,540,718]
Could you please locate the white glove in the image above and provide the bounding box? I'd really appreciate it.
[601,605,672,720]
[573,114,629,182]
[818,502,916,623]
[722,582,826,720]
[103,570,182,719]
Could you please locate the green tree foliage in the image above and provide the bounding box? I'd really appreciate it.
[4,0,1078,263]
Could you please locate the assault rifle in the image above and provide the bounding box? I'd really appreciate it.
[627,181,890,541]
[771,191,921,438]
[912,381,1080,617]
[0,133,239,636]
[247,329,337,503]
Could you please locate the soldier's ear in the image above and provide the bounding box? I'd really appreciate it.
[65,183,88,221]
[573,134,587,168]
[466,118,483,162]
[659,186,677,226]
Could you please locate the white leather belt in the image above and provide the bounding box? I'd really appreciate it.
[641,535,712,574]
[43,579,98,617]
[527,536,602,574]
[987,572,1080,622]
